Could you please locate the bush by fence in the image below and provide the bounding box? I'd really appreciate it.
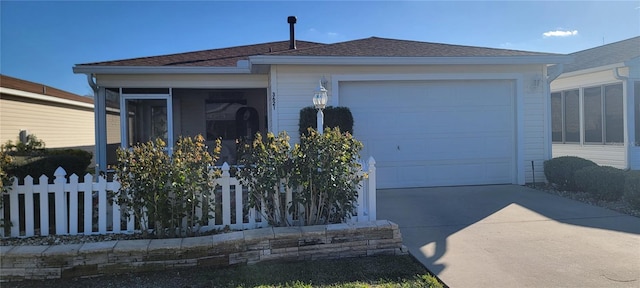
[543,156,598,191]
[574,166,626,201]
[299,106,354,136]
[624,171,640,208]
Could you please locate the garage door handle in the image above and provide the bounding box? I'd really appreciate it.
[397,145,400,151]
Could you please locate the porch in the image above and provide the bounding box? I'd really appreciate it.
[97,86,270,173]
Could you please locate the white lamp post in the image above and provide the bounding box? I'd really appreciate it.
[313,80,328,134]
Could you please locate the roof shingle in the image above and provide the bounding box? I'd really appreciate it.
[563,36,640,73]
[270,37,560,57]
[77,37,561,68]
[78,40,325,67]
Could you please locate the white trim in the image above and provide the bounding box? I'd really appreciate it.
[269,65,279,133]
[119,92,174,153]
[73,65,252,75]
[0,87,93,109]
[332,73,525,185]
[250,55,572,66]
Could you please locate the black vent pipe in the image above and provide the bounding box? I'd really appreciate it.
[287,16,297,50]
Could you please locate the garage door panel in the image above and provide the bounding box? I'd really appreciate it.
[340,79,516,188]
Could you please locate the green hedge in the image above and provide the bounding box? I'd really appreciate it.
[574,166,626,201]
[6,149,92,181]
[299,106,354,136]
[624,171,640,208]
[544,156,598,191]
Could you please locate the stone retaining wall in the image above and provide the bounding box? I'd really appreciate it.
[0,220,406,282]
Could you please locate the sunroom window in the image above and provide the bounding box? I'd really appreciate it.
[552,83,623,145]
[633,81,640,146]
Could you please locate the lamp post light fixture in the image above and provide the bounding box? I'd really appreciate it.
[313,80,328,134]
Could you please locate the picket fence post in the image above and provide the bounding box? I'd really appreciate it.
[367,157,377,221]
[82,173,93,235]
[53,167,68,235]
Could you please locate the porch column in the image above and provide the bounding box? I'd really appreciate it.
[95,87,107,176]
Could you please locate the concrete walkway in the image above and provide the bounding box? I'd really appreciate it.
[378,185,640,288]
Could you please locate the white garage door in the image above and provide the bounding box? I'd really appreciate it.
[340,80,516,189]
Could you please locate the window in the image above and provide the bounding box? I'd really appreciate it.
[552,83,623,145]
[636,81,640,145]
[551,92,562,142]
[564,90,580,142]
[551,89,579,143]
[583,87,602,143]
[604,84,623,143]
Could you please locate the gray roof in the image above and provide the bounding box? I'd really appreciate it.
[563,36,640,73]
[78,37,561,67]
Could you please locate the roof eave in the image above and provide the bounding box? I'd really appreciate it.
[72,65,252,75]
[0,87,94,109]
[249,55,574,65]
[556,62,627,79]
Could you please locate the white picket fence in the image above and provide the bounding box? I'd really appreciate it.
[0,157,376,238]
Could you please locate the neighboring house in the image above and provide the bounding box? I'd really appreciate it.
[550,36,640,170]
[0,74,96,160]
[73,19,570,189]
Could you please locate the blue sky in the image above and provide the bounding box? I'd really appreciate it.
[1,1,639,97]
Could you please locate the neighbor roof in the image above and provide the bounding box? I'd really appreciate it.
[0,74,93,104]
[563,36,640,73]
[77,37,561,68]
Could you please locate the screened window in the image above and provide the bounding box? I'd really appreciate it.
[551,92,562,142]
[552,84,623,145]
[635,81,640,145]
[604,84,623,143]
[564,90,580,143]
[583,87,602,143]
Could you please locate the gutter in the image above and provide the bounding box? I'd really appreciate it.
[613,66,633,169]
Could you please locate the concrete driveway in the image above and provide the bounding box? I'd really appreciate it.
[378,185,640,287]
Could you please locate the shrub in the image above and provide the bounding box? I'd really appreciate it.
[574,166,626,201]
[6,152,91,181]
[238,128,364,226]
[299,106,354,136]
[2,134,45,155]
[624,171,640,208]
[114,135,221,237]
[0,145,12,230]
[237,132,293,226]
[292,128,364,225]
[544,156,598,191]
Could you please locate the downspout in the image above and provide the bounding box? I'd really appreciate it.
[87,74,105,177]
[613,67,632,169]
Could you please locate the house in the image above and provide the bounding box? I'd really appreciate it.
[0,74,96,159]
[550,37,640,170]
[73,18,570,189]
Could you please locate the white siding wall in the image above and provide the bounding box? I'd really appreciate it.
[552,144,626,169]
[0,95,94,148]
[271,64,546,184]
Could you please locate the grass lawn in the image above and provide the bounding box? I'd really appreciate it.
[6,255,444,288]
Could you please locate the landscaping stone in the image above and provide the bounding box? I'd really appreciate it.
[0,220,405,282]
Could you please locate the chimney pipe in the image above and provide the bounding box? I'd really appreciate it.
[287,16,297,50]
